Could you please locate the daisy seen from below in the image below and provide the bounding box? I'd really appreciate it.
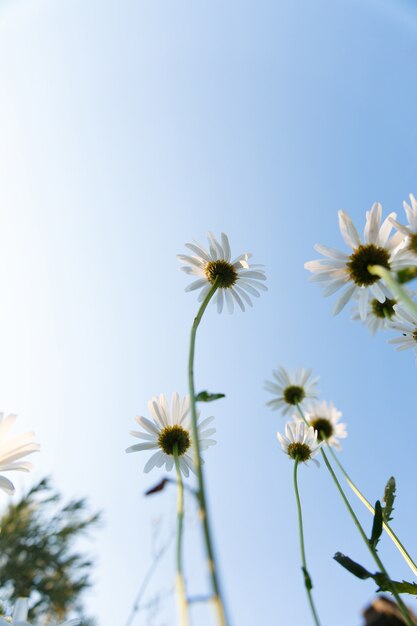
[390,194,417,255]
[0,598,80,626]
[0,414,40,495]
[305,202,410,320]
[265,367,318,416]
[277,422,322,466]
[294,400,347,450]
[126,393,216,476]
[352,295,398,335]
[177,231,267,313]
[388,305,417,357]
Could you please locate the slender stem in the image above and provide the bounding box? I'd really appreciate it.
[368,265,417,317]
[188,277,229,626]
[327,446,417,578]
[125,534,174,626]
[321,449,415,626]
[296,404,414,626]
[293,459,322,626]
[173,446,190,626]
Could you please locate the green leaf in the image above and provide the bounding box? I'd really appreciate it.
[195,391,225,402]
[333,552,373,580]
[335,551,417,597]
[373,573,417,596]
[370,500,383,549]
[397,267,417,284]
[301,566,313,591]
[382,476,396,523]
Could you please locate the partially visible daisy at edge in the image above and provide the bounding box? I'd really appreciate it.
[390,194,417,256]
[293,399,347,450]
[388,305,417,358]
[126,393,216,477]
[0,598,80,626]
[305,202,412,320]
[265,367,318,416]
[352,295,398,335]
[0,414,40,495]
[177,231,267,313]
[351,286,415,335]
[277,422,322,467]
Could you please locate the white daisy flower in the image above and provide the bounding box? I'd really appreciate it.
[265,367,319,416]
[177,231,267,313]
[305,203,409,320]
[277,422,322,466]
[0,598,80,625]
[388,305,417,357]
[126,393,216,477]
[390,194,417,255]
[0,414,40,495]
[294,400,347,450]
[352,296,398,335]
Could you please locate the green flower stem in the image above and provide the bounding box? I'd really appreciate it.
[173,445,190,626]
[368,265,417,317]
[296,405,415,626]
[188,276,229,626]
[327,445,417,578]
[293,459,322,626]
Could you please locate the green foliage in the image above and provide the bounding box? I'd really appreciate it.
[397,267,417,284]
[0,477,101,624]
[195,390,225,402]
[382,476,396,523]
[334,552,417,597]
[369,500,383,550]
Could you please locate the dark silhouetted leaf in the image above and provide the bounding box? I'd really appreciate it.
[145,478,169,496]
[370,500,383,549]
[334,552,372,580]
[195,391,225,402]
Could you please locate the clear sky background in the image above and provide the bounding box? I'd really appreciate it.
[0,1,417,625]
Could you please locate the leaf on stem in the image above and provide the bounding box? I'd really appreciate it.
[302,566,313,591]
[370,500,383,549]
[333,552,373,580]
[195,390,225,402]
[382,476,396,523]
[145,478,169,496]
[335,553,417,597]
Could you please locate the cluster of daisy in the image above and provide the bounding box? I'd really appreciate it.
[305,196,417,359]
[265,367,347,465]
[126,232,266,475]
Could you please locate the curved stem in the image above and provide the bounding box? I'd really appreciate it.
[173,446,190,626]
[327,445,417,578]
[368,265,417,317]
[296,404,414,626]
[293,459,322,626]
[188,277,229,626]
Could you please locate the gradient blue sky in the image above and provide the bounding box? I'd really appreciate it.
[0,1,417,625]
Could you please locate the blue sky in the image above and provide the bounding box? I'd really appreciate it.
[0,1,417,625]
